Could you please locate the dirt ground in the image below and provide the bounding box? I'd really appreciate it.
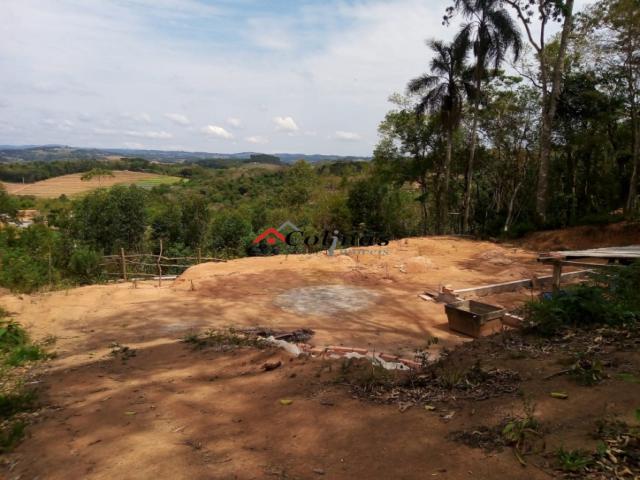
[1,232,638,479]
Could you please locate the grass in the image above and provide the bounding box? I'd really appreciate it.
[556,448,593,473]
[134,176,183,189]
[0,308,48,452]
[181,328,267,351]
[0,420,27,453]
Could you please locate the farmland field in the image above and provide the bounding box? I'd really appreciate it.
[0,170,183,198]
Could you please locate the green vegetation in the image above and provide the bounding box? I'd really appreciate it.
[524,264,640,336]
[556,448,593,473]
[0,0,638,294]
[0,308,48,452]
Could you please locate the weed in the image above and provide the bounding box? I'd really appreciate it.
[556,448,593,472]
[524,265,640,336]
[501,398,543,465]
[0,420,27,453]
[567,353,605,386]
[109,343,136,361]
[0,388,38,419]
[182,328,267,351]
[617,372,640,384]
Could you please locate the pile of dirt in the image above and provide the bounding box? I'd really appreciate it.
[519,221,640,251]
[403,256,437,273]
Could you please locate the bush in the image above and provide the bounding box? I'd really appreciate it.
[525,265,640,336]
[0,249,50,293]
[67,247,104,284]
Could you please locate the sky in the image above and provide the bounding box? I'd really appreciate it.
[0,0,593,156]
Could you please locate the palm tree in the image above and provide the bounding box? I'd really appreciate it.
[408,39,468,234]
[452,0,522,233]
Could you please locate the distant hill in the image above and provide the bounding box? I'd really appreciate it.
[0,145,370,165]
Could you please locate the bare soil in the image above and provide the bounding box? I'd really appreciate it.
[1,234,638,479]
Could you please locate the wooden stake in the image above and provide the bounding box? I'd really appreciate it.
[120,248,127,281]
[157,239,163,287]
[48,248,53,288]
[552,261,562,293]
[197,247,202,264]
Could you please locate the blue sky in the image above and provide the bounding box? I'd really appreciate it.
[0,0,592,156]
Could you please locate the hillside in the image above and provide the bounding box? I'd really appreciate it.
[0,145,371,165]
[1,170,181,198]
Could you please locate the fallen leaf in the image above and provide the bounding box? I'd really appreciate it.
[279,399,293,406]
[550,392,568,399]
[424,405,436,411]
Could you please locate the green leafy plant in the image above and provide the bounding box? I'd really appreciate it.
[556,448,593,473]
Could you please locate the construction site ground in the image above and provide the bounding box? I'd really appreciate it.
[1,226,639,479]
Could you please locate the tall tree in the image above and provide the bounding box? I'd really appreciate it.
[447,0,522,232]
[375,95,439,235]
[408,39,467,234]
[504,0,575,223]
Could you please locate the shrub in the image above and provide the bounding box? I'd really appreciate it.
[525,264,640,336]
[67,247,103,284]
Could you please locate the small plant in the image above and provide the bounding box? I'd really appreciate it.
[567,353,605,386]
[109,343,136,361]
[556,448,593,473]
[0,420,27,453]
[181,328,267,351]
[501,398,542,465]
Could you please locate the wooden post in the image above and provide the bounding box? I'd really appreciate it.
[157,239,163,287]
[197,247,202,264]
[120,248,127,282]
[552,261,562,293]
[47,248,53,288]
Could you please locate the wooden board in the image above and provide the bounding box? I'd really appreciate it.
[543,245,640,260]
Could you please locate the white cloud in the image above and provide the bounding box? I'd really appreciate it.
[121,112,152,124]
[245,135,269,144]
[2,0,592,154]
[203,125,233,139]
[226,117,242,128]
[93,127,117,135]
[164,113,190,126]
[247,18,294,51]
[335,131,361,141]
[273,116,299,132]
[125,130,173,139]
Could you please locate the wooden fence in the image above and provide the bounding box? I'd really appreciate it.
[101,240,225,286]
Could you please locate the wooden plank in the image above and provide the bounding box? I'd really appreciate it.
[453,270,592,297]
[545,245,640,260]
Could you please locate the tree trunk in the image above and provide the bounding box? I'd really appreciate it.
[440,127,453,234]
[420,181,429,235]
[625,108,639,216]
[535,0,575,224]
[504,181,523,233]
[463,104,479,234]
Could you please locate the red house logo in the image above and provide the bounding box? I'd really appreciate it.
[253,227,286,245]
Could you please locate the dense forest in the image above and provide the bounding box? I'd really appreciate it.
[0,0,638,293]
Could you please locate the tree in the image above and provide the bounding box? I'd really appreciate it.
[505,0,576,223]
[0,186,18,220]
[374,96,439,234]
[72,185,147,253]
[210,211,253,257]
[447,0,522,232]
[180,194,210,249]
[584,0,640,216]
[80,167,115,187]
[408,39,468,233]
[479,78,539,233]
